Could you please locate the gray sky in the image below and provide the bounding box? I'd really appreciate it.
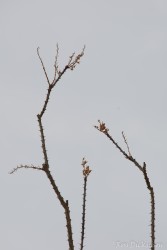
[1,0,167,249]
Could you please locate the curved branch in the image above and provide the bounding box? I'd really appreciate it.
[95,120,155,250]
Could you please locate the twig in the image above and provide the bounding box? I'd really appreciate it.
[10,164,43,174]
[37,47,50,85]
[122,131,132,157]
[95,120,143,172]
[53,43,59,84]
[95,120,155,250]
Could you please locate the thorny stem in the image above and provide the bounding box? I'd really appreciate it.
[44,168,74,250]
[35,47,85,250]
[38,65,69,119]
[95,120,155,250]
[38,85,52,118]
[10,164,43,174]
[11,46,85,250]
[37,114,49,167]
[80,176,87,250]
[143,163,155,250]
[105,131,143,172]
[80,158,91,249]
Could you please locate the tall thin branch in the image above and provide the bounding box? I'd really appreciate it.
[11,45,85,250]
[80,158,92,250]
[95,120,155,250]
[80,176,87,250]
[36,46,85,249]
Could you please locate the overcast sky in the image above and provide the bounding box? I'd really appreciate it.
[1,1,167,249]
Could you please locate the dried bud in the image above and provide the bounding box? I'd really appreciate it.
[81,158,92,177]
[96,120,109,133]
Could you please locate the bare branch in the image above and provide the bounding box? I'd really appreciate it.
[12,46,85,250]
[36,46,85,250]
[95,120,143,172]
[10,164,43,174]
[44,168,74,249]
[37,47,50,85]
[37,114,49,167]
[95,120,156,250]
[68,46,85,71]
[122,131,132,157]
[53,43,59,84]
[38,46,85,119]
[51,45,85,87]
[80,158,91,250]
[143,163,155,250]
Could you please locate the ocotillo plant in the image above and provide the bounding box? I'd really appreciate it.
[95,120,155,250]
[10,46,156,250]
[10,45,92,250]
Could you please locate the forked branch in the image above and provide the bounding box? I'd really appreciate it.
[37,45,85,118]
[11,45,85,250]
[95,120,155,250]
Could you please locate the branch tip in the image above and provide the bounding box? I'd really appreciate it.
[122,131,132,156]
[95,120,109,133]
[81,158,92,177]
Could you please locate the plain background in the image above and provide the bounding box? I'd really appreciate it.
[0,0,167,249]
